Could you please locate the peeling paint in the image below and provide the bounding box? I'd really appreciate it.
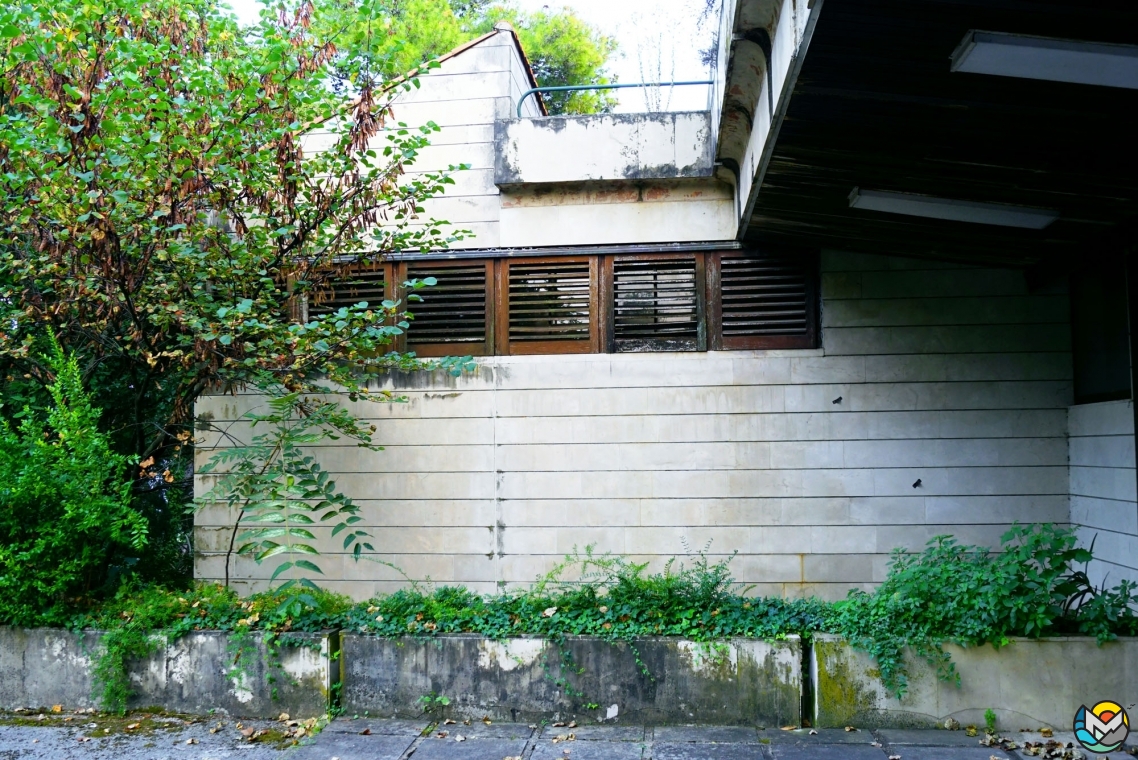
[678,641,738,676]
[477,638,545,672]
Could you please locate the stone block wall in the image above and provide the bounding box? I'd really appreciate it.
[194,250,1073,599]
[1069,399,1138,587]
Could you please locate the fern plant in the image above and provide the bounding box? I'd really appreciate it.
[197,386,377,595]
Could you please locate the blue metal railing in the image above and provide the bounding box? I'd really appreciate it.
[516,81,715,118]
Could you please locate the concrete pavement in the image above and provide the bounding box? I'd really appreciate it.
[2,715,1136,760]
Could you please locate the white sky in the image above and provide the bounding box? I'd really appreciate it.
[223,0,717,112]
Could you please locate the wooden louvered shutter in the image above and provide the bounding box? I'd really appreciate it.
[611,255,705,352]
[403,260,494,356]
[499,257,598,354]
[307,266,388,319]
[714,251,818,349]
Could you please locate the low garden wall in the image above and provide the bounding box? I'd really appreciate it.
[4,628,1136,727]
[812,633,1138,728]
[0,628,334,719]
[340,634,802,725]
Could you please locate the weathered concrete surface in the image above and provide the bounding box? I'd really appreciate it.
[341,634,801,725]
[0,628,333,719]
[812,633,1138,728]
[495,112,715,186]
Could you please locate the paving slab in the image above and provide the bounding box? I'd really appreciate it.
[287,733,415,759]
[652,741,769,760]
[530,738,644,759]
[539,724,645,741]
[407,736,529,760]
[1014,732,1137,760]
[653,726,762,743]
[433,722,535,740]
[878,730,992,747]
[760,729,878,744]
[879,749,1013,760]
[321,717,427,736]
[768,744,889,760]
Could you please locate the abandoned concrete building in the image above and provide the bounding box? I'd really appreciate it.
[196,0,1138,599]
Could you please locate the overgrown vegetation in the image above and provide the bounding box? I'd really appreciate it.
[62,527,1138,712]
[832,523,1138,697]
[0,336,148,625]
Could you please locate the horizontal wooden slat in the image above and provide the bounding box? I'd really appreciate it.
[406,262,487,345]
[614,257,698,348]
[508,261,591,343]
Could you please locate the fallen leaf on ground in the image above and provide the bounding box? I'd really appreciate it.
[436,731,449,739]
[568,721,577,728]
[1040,728,1053,738]
[552,722,566,728]
[51,705,62,713]
[278,713,289,722]
[845,726,858,732]
[77,737,90,742]
[186,738,198,745]
[443,719,456,725]
[125,723,140,730]
[455,735,466,742]
[780,726,796,731]
[359,728,371,735]
[240,727,255,737]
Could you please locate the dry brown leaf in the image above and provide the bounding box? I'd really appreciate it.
[1040,728,1053,738]
[359,727,371,735]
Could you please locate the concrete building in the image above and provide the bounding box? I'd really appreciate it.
[195,2,1138,599]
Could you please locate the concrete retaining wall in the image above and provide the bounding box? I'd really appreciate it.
[0,628,334,719]
[340,634,802,726]
[811,633,1138,728]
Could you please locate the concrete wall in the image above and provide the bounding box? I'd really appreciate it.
[0,629,333,718]
[194,250,1072,600]
[341,635,801,725]
[301,30,733,251]
[812,634,1138,728]
[495,113,716,184]
[1069,400,1138,587]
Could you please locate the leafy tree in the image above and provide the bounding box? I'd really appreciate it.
[0,0,464,452]
[0,0,470,589]
[315,0,617,114]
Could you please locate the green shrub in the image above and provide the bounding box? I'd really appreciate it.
[831,523,1138,697]
[0,338,148,625]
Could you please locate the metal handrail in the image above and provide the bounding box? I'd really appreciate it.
[516,81,715,118]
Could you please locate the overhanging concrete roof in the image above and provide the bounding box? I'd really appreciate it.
[721,0,1138,268]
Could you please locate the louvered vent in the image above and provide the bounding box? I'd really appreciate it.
[721,255,810,337]
[405,262,487,344]
[308,268,385,317]
[508,261,591,342]
[613,257,699,350]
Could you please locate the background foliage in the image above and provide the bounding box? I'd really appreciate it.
[314,0,618,113]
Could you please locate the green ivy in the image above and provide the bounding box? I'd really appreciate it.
[831,524,1138,698]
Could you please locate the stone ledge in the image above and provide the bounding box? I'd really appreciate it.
[340,634,802,726]
[812,633,1138,728]
[0,627,334,719]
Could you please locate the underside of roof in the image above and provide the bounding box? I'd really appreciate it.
[743,0,1138,270]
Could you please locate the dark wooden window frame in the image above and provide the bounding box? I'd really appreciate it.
[313,248,819,356]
